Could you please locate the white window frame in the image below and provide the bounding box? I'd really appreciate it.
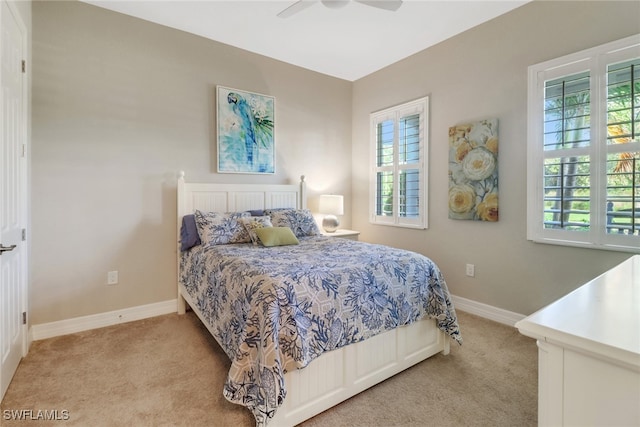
[370,96,428,229]
[527,34,640,253]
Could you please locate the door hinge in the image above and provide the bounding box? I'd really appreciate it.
[21,60,25,73]
[22,229,26,241]
[22,144,26,158]
[22,312,27,325]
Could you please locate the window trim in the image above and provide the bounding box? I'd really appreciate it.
[527,34,640,253]
[370,96,429,229]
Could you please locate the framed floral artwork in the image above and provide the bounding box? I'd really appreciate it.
[448,119,499,221]
[217,86,275,174]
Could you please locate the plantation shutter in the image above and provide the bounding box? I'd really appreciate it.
[605,59,640,236]
[398,112,421,218]
[527,35,640,252]
[375,117,394,217]
[542,72,592,232]
[371,97,428,229]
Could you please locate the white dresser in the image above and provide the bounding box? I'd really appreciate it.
[516,255,640,427]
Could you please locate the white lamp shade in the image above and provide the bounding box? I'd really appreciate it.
[319,195,344,216]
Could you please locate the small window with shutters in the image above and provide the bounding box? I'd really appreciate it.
[527,35,640,253]
[370,97,428,229]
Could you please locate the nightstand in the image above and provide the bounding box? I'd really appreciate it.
[322,229,360,241]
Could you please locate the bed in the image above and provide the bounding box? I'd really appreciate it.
[176,172,461,427]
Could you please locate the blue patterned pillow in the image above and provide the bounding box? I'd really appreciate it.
[194,210,251,245]
[265,208,320,237]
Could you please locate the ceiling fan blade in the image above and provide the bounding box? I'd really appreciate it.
[355,0,403,12]
[277,1,317,18]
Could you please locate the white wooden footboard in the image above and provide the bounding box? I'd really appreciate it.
[270,316,448,427]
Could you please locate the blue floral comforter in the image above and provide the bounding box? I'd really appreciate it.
[179,236,461,426]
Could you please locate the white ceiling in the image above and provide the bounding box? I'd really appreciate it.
[82,0,530,81]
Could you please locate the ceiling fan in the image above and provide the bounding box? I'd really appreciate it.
[278,0,403,18]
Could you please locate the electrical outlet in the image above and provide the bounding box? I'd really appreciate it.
[465,264,475,277]
[107,270,119,285]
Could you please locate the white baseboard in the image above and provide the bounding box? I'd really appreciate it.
[450,295,525,327]
[29,296,522,341]
[31,299,177,341]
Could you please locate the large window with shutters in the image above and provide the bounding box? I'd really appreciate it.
[527,35,640,252]
[370,97,428,229]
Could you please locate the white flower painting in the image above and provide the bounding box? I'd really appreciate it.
[448,119,499,221]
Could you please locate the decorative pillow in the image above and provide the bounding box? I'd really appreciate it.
[180,214,201,251]
[194,210,251,246]
[265,208,320,237]
[255,227,300,247]
[241,216,273,245]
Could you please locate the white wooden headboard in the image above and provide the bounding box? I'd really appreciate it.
[177,170,307,224]
[176,171,307,312]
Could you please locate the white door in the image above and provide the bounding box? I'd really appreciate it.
[0,0,27,401]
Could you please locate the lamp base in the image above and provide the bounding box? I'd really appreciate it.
[322,215,339,233]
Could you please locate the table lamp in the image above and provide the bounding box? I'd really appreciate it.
[319,194,343,233]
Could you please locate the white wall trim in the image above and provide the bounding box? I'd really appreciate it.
[28,296,523,341]
[450,295,526,327]
[31,299,177,341]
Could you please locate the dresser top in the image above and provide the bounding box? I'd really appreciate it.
[516,255,640,367]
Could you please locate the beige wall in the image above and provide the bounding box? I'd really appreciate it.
[31,1,352,324]
[31,0,640,325]
[352,1,640,315]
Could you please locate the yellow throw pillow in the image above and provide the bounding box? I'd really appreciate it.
[255,227,299,247]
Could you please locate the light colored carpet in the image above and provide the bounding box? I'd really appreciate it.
[1,310,537,426]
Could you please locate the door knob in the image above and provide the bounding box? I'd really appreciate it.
[0,244,17,255]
